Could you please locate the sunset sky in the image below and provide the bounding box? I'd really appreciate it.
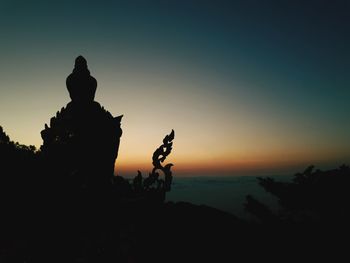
[0,0,349,176]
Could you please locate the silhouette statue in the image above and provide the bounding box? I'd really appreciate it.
[40,56,123,189]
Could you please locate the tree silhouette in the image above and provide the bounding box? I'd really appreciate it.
[0,125,37,196]
[245,165,350,224]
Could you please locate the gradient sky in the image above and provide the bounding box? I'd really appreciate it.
[0,0,349,176]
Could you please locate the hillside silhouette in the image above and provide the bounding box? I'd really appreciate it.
[0,57,349,262]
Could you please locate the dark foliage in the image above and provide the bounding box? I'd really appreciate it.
[0,126,38,207]
[245,165,350,224]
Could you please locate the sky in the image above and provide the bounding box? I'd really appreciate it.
[0,0,349,176]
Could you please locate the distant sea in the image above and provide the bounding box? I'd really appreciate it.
[166,175,293,219]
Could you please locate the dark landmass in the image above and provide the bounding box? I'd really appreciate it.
[1,126,349,262]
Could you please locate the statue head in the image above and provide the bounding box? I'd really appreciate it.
[66,56,97,103]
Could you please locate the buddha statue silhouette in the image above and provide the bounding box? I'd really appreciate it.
[41,56,123,190]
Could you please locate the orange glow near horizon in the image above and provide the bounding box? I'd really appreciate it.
[115,146,350,177]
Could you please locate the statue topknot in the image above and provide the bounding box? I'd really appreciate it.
[66,56,97,103]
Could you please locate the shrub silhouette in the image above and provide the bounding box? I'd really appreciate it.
[0,126,37,196]
[245,165,350,224]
